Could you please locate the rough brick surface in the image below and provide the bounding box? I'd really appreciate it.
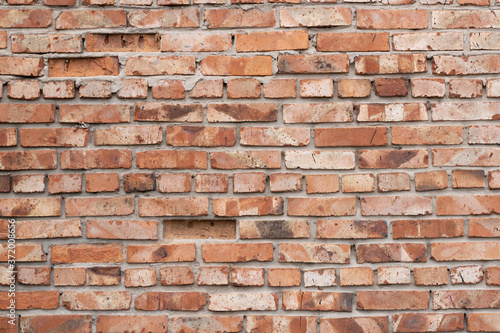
[0,0,497,330]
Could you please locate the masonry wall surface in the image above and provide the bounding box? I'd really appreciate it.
[0,0,500,332]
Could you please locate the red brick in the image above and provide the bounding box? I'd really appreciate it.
[213,197,283,216]
[129,9,198,28]
[127,244,195,263]
[197,266,229,285]
[452,169,484,188]
[66,196,133,216]
[449,79,483,98]
[21,315,91,333]
[375,77,409,97]
[12,174,45,193]
[377,173,411,192]
[280,7,351,27]
[279,243,350,263]
[195,174,228,193]
[7,80,39,100]
[431,102,500,121]
[0,128,16,147]
[411,78,446,98]
[59,104,129,123]
[163,220,235,240]
[227,79,261,99]
[86,220,157,240]
[209,293,277,311]
[432,10,500,29]
[139,197,208,216]
[117,79,148,99]
[136,150,207,169]
[469,217,500,237]
[358,103,428,122]
[433,290,500,309]
[321,317,388,333]
[357,243,427,263]
[450,265,483,284]
[125,268,157,287]
[394,32,463,51]
[317,220,387,239]
[357,9,428,29]
[486,267,500,286]
[467,314,500,332]
[49,57,119,77]
[170,316,243,333]
[317,32,389,52]
[134,103,202,122]
[359,149,428,169]
[233,172,266,193]
[270,173,302,192]
[160,266,193,286]
[356,54,427,74]
[357,291,429,310]
[392,219,464,239]
[202,243,273,262]
[21,128,89,147]
[288,197,356,216]
[17,266,50,285]
[306,174,339,194]
[135,292,205,311]
[236,30,308,52]
[431,241,500,261]
[162,33,231,52]
[152,80,185,100]
[123,173,156,193]
[414,267,448,286]
[201,56,272,76]
[316,127,387,147]
[239,220,309,239]
[55,10,126,29]
[61,149,131,170]
[96,316,167,333]
[0,198,60,217]
[51,243,123,264]
[204,9,275,28]
[231,267,264,287]
[437,195,500,215]
[158,173,190,193]
[0,9,51,28]
[190,79,223,99]
[62,291,131,310]
[207,103,277,122]
[340,267,374,286]
[338,79,371,98]
[282,291,352,311]
[247,316,316,333]
[0,57,44,77]
[48,174,81,194]
[79,80,111,99]
[125,56,195,76]
[240,127,310,147]
[12,34,82,53]
[278,54,349,74]
[433,55,500,75]
[211,151,281,169]
[87,33,160,52]
[268,268,301,287]
[393,313,464,332]
[43,80,75,99]
[8,219,81,240]
[88,266,121,286]
[0,291,58,310]
[263,79,297,99]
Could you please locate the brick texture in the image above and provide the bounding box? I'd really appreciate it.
[0,0,497,331]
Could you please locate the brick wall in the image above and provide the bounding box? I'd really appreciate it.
[0,0,500,331]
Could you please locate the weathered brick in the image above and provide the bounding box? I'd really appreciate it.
[195,174,228,193]
[56,10,126,29]
[207,103,277,122]
[339,267,374,286]
[227,79,261,99]
[86,220,157,240]
[467,313,500,332]
[152,80,185,100]
[450,265,483,284]
[411,78,446,98]
[240,127,309,147]
[357,243,427,263]
[375,77,408,97]
[117,79,148,99]
[134,103,202,122]
[452,169,484,188]
[202,243,273,262]
[201,56,272,76]
[415,171,448,191]
[158,173,190,193]
[316,127,387,147]
[204,8,275,28]
[247,316,316,333]
[87,33,160,52]
[190,79,223,99]
[139,197,208,216]
[213,197,283,216]
[209,293,277,311]
[393,219,464,239]
[49,174,82,194]
[162,33,231,52]
[51,243,122,264]
[129,9,198,28]
[321,317,388,333]
[282,291,352,311]
[317,220,387,239]
[304,268,336,287]
[12,34,82,53]
[164,220,236,239]
[414,267,448,286]
[0,198,60,217]
[66,196,134,216]
[449,79,483,98]
[279,243,350,263]
[12,174,45,193]
[0,57,44,76]
[49,57,119,77]
[338,79,371,98]
[62,291,131,310]
[135,292,205,311]
[21,315,91,333]
[358,103,427,122]
[0,291,58,310]
[306,174,339,194]
[393,313,464,332]
[268,268,301,287]
[79,80,112,99]
[160,266,193,286]
[11,219,81,239]
[279,54,349,74]
[211,151,281,169]
[431,241,500,260]
[356,54,427,74]
[284,103,353,123]
[97,316,167,333]
[433,290,500,309]
[264,79,297,98]
[357,9,428,29]
[125,56,195,76]
[60,104,129,123]
[21,128,89,147]
[233,172,266,193]
[136,150,207,169]
[123,173,156,193]
[197,266,229,285]
[127,244,195,263]
[236,30,308,52]
[433,55,500,75]
[469,217,500,237]
[88,266,120,286]
[17,266,50,285]
[0,9,52,28]
[170,316,243,333]
[43,80,75,99]
[359,149,428,169]
[317,32,389,52]
[357,291,429,310]
[432,102,500,121]
[280,7,351,27]
[125,268,157,287]
[394,32,463,51]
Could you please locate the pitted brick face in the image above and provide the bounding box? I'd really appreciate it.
[1,0,500,331]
